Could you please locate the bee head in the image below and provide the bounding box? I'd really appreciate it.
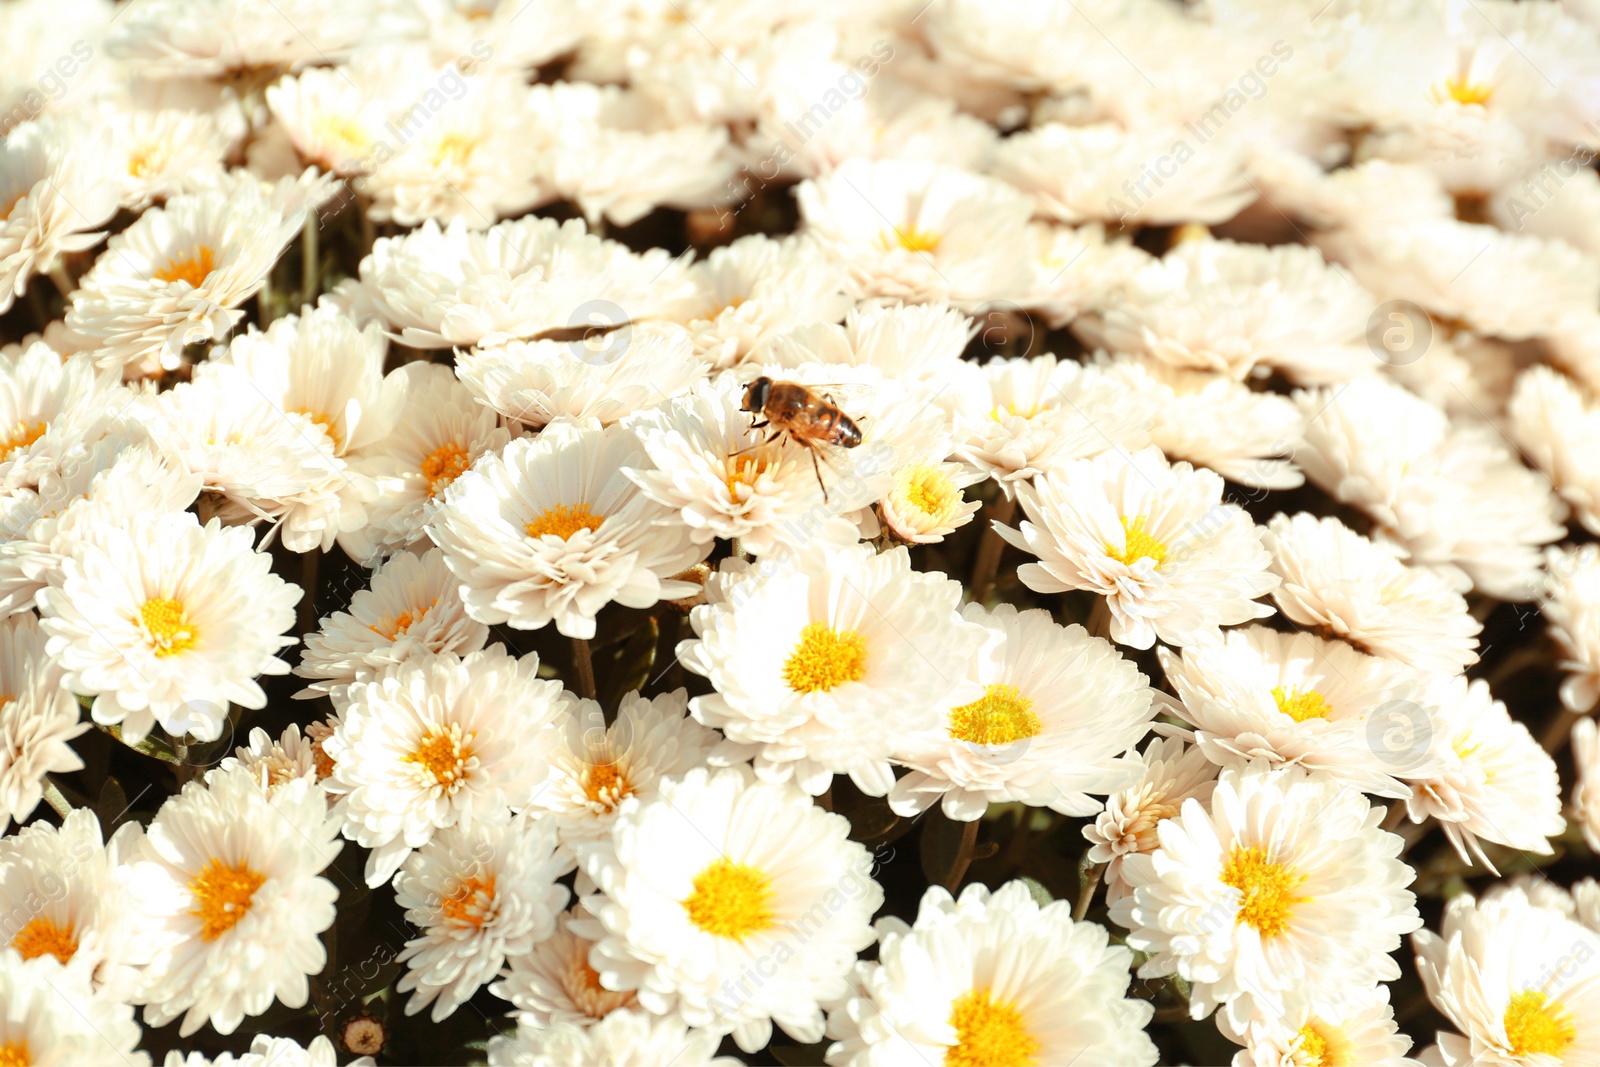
[742,376,772,414]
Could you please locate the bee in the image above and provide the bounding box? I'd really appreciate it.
[738,376,863,502]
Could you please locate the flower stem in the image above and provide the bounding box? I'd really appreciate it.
[967,494,1017,605]
[47,262,74,301]
[571,637,598,701]
[942,818,980,893]
[1075,862,1105,921]
[1541,707,1580,755]
[301,210,319,308]
[42,779,72,818]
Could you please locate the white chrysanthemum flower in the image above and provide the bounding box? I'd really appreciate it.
[527,687,721,851]
[949,354,1154,495]
[998,446,1278,649]
[355,216,690,350]
[0,807,149,1001]
[457,322,706,430]
[339,360,509,566]
[889,603,1153,821]
[0,118,118,314]
[1574,717,1600,853]
[528,81,735,228]
[1110,763,1422,1032]
[103,106,231,212]
[37,512,298,744]
[679,538,987,796]
[1510,364,1600,537]
[1224,982,1418,1067]
[1084,735,1218,907]
[575,766,883,1052]
[1107,355,1304,489]
[1401,674,1565,868]
[263,58,399,179]
[0,661,84,834]
[1159,626,1436,796]
[126,768,341,1037]
[394,813,570,1022]
[1023,221,1153,329]
[162,1033,363,1067]
[490,904,639,1028]
[1546,545,1600,713]
[486,1010,740,1067]
[670,234,851,369]
[408,0,580,72]
[427,421,707,640]
[824,880,1158,1067]
[989,122,1256,227]
[1263,513,1482,676]
[64,174,312,374]
[761,301,972,391]
[1414,888,1600,1066]
[1294,377,1566,601]
[104,0,370,75]
[878,460,984,545]
[325,644,569,887]
[0,951,150,1067]
[1083,238,1375,383]
[294,547,487,701]
[0,343,126,491]
[796,158,1032,308]
[212,724,321,800]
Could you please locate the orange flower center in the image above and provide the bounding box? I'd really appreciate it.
[189,858,266,942]
[525,503,604,541]
[440,874,496,928]
[12,916,78,964]
[153,246,217,288]
[420,442,471,498]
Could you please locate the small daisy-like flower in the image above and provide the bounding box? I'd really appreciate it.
[1111,763,1422,1031]
[1401,674,1565,868]
[1084,735,1218,906]
[761,302,971,390]
[0,656,85,834]
[950,354,1154,495]
[0,807,149,1000]
[164,1033,360,1067]
[64,173,313,374]
[796,157,1033,308]
[426,421,708,640]
[294,548,488,702]
[490,905,639,1028]
[1513,365,1600,537]
[486,1009,740,1067]
[824,880,1158,1067]
[878,460,984,545]
[889,603,1154,821]
[1414,887,1600,1066]
[0,343,126,491]
[103,106,231,212]
[340,360,510,566]
[1023,221,1154,329]
[0,952,151,1067]
[1159,626,1436,796]
[1223,982,1418,1067]
[1573,717,1600,853]
[1263,513,1482,676]
[679,538,988,796]
[575,766,883,1052]
[998,445,1279,649]
[37,511,299,744]
[394,813,571,1022]
[126,767,342,1037]
[0,118,118,315]
[527,687,722,851]
[212,724,322,799]
[456,322,706,430]
[325,644,569,887]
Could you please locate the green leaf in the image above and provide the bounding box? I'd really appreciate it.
[1018,876,1054,908]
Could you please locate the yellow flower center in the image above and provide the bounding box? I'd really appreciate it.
[12,916,78,964]
[189,858,267,942]
[1107,515,1167,567]
[725,454,770,500]
[1294,1020,1353,1067]
[313,111,371,157]
[0,1042,27,1067]
[1440,75,1493,106]
[878,225,940,254]
[128,143,166,179]
[782,622,868,694]
[681,858,775,941]
[525,502,605,541]
[948,684,1042,746]
[294,409,341,449]
[440,874,496,928]
[405,723,475,788]
[152,245,217,288]
[0,420,46,461]
[1220,845,1308,938]
[369,600,433,641]
[431,131,479,169]
[1272,686,1332,723]
[1503,989,1576,1058]
[140,597,199,657]
[421,441,471,498]
[898,465,959,520]
[944,988,1040,1067]
[583,761,635,809]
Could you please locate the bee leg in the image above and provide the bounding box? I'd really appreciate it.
[809,446,829,504]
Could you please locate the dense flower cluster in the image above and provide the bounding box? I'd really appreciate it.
[2,0,1600,1064]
